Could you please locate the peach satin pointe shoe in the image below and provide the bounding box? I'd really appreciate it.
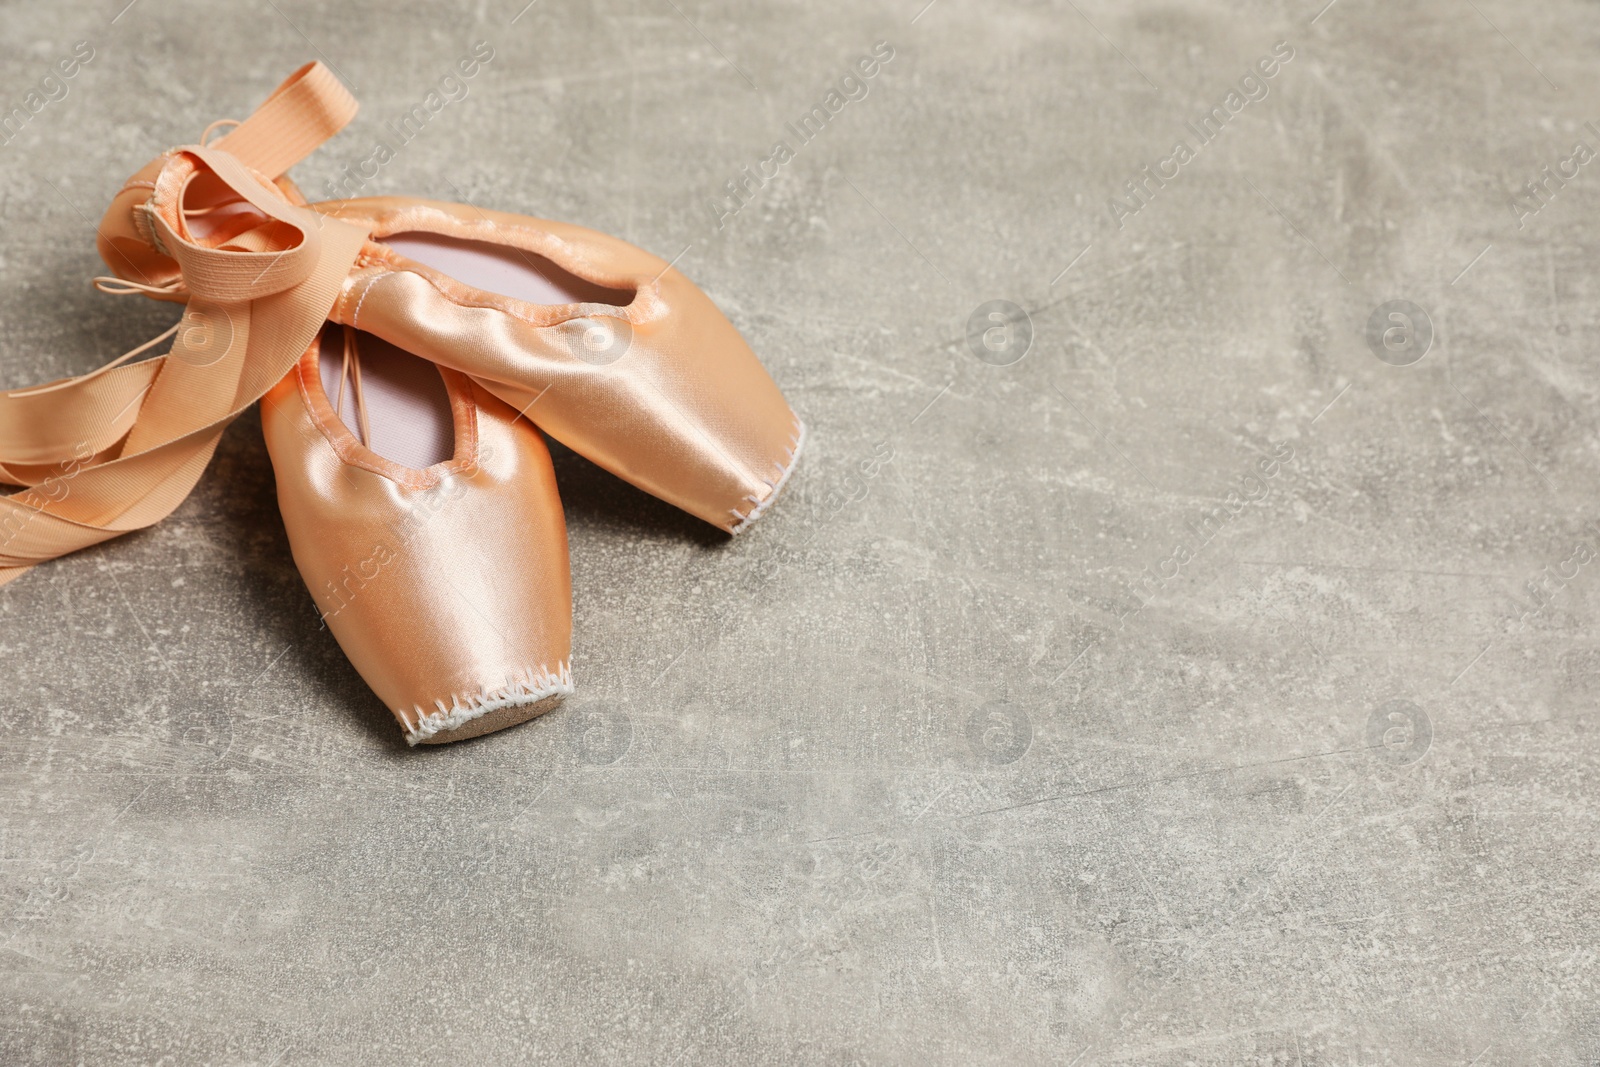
[312,198,806,534]
[264,326,572,744]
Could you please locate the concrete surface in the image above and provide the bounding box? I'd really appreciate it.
[2,0,1598,1063]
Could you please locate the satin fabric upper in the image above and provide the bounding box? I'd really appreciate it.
[263,334,572,738]
[318,197,802,533]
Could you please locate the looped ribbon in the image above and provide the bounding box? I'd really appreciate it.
[0,63,370,586]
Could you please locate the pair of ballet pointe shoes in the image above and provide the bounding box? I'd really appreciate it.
[0,63,803,744]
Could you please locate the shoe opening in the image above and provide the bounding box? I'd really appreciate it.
[316,326,456,469]
[379,231,635,308]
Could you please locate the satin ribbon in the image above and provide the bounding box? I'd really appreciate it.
[0,63,369,586]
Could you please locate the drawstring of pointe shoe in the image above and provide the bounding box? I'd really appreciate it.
[92,276,187,299]
[333,325,373,449]
[3,310,180,401]
[0,61,368,587]
[198,119,241,147]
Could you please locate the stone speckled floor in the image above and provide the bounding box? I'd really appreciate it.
[2,0,1599,1063]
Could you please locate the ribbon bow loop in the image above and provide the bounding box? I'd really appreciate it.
[0,62,370,586]
[142,144,328,303]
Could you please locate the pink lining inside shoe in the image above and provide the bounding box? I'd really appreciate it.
[317,328,455,470]
[380,232,634,308]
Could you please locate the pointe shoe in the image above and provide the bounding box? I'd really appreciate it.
[263,325,573,744]
[95,64,804,535]
[312,197,806,534]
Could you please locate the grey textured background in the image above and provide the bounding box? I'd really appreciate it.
[2,0,1597,1063]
